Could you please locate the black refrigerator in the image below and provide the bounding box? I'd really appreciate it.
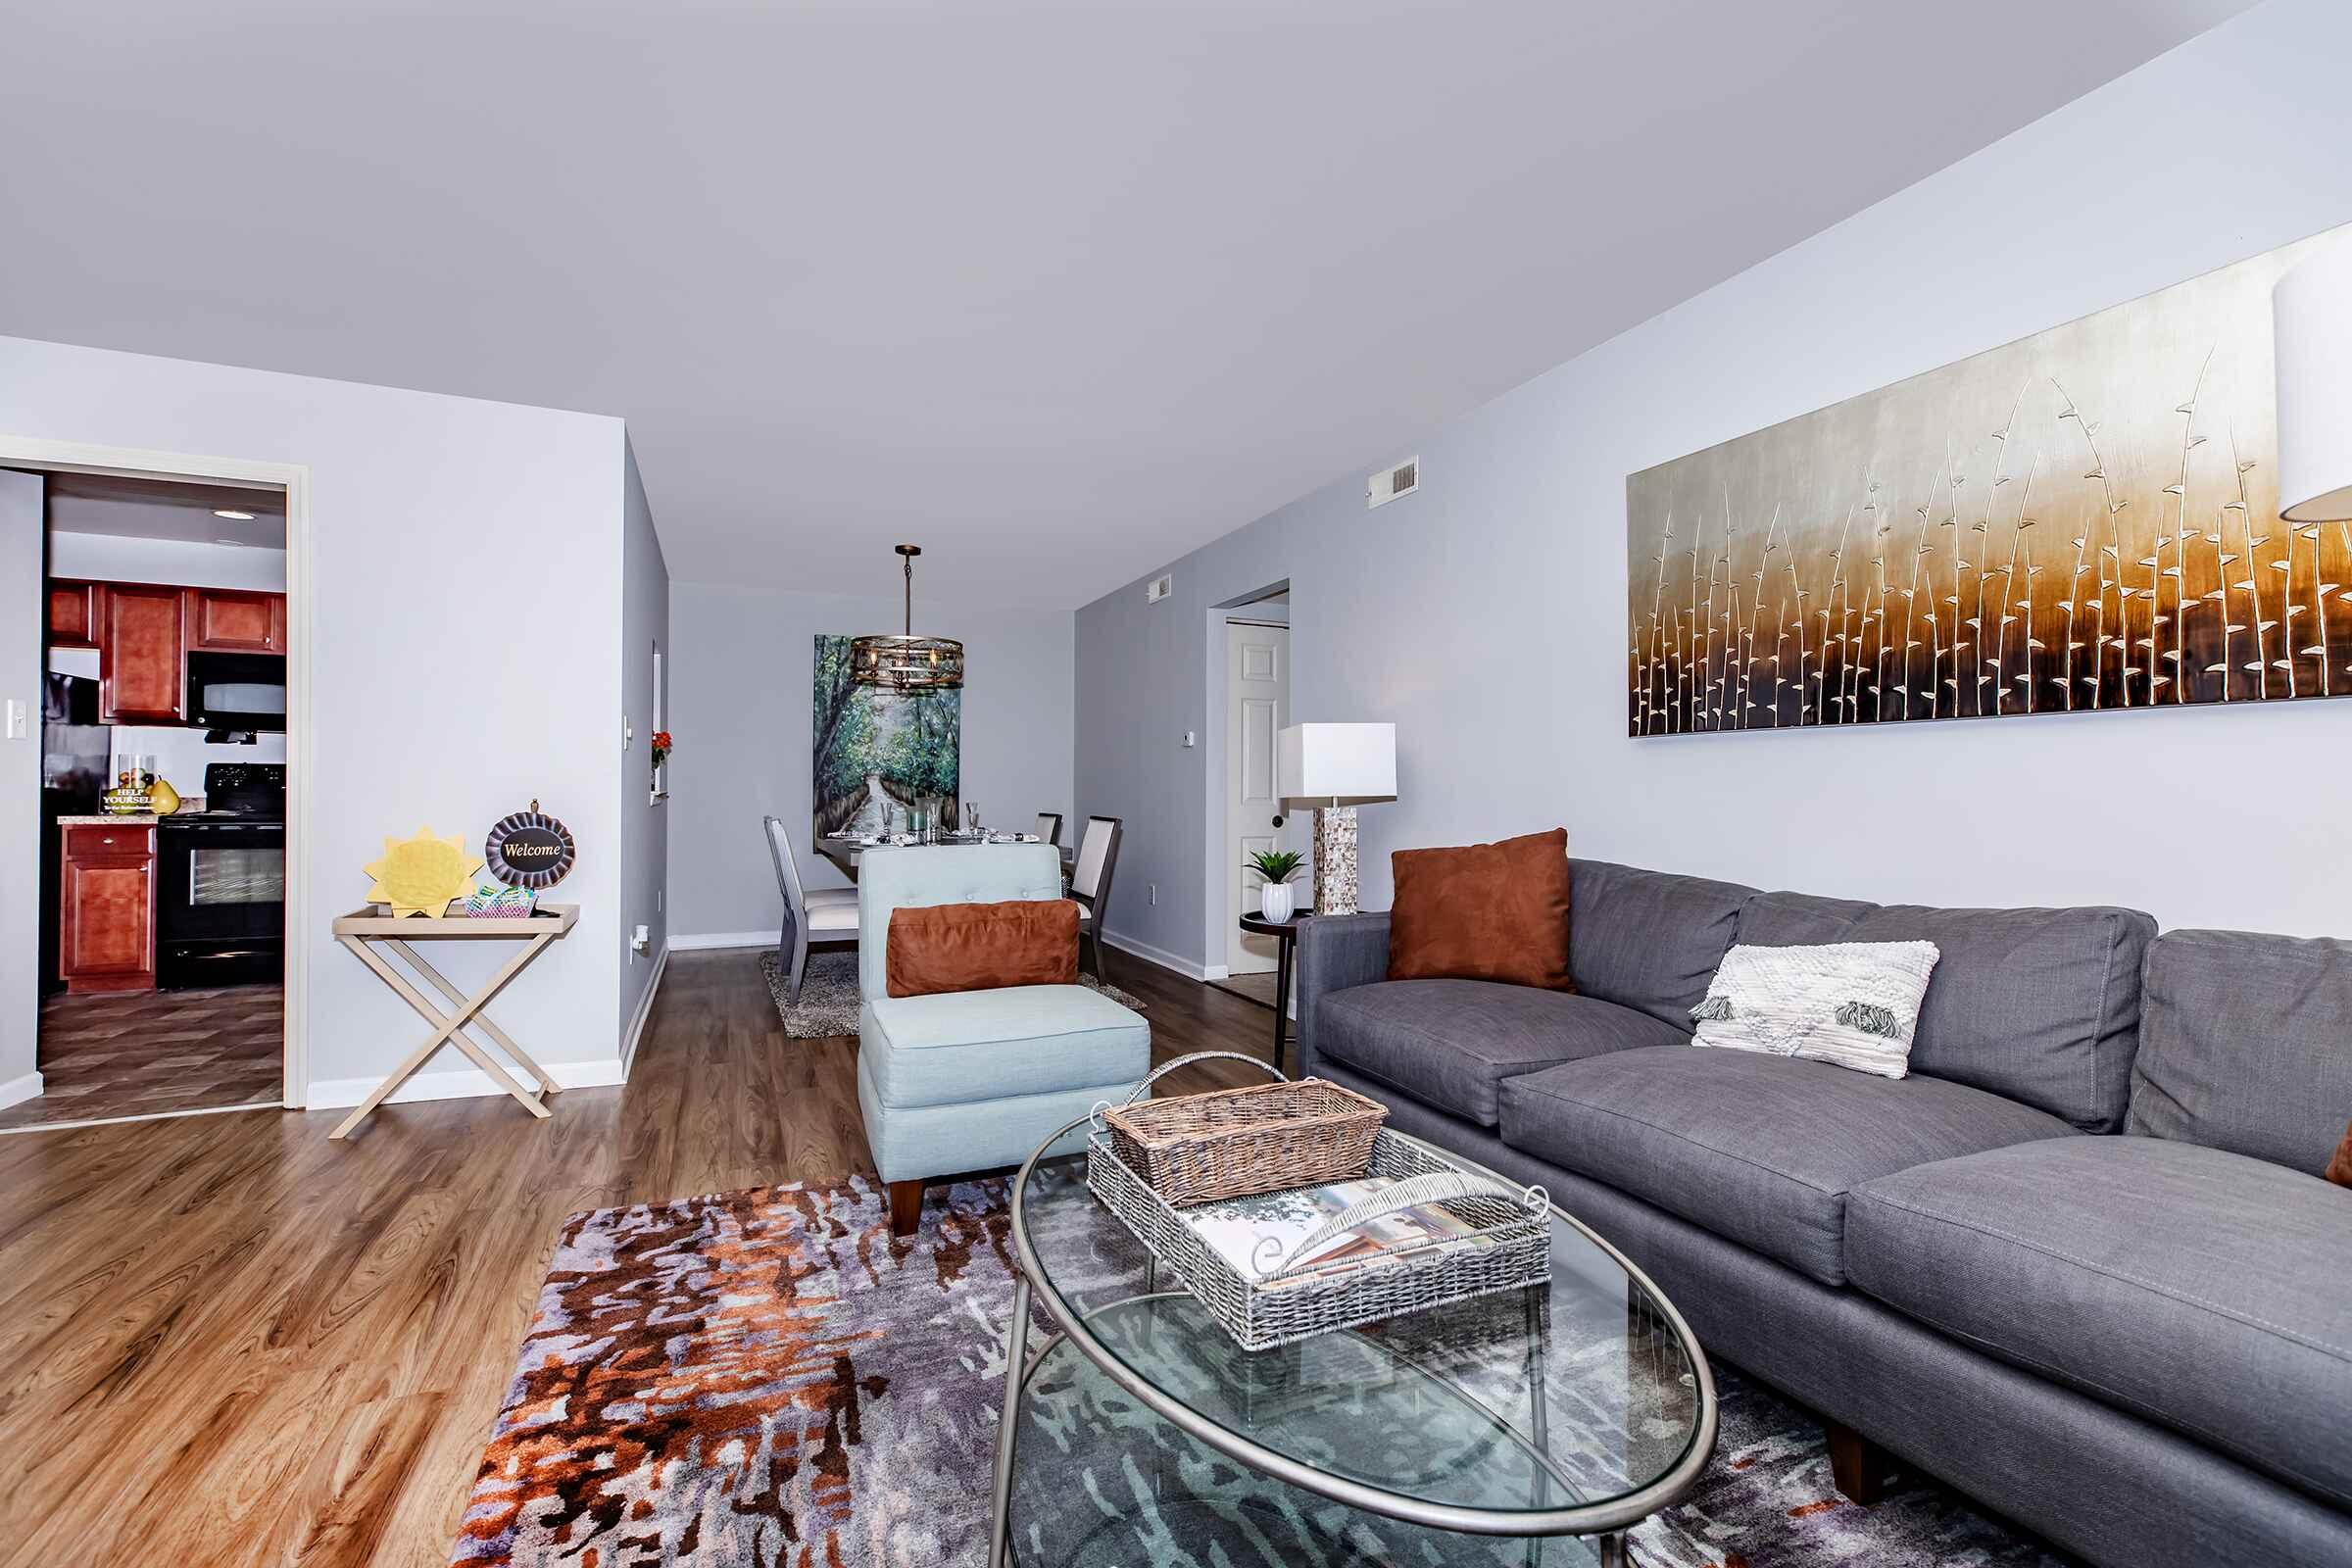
[40,674,107,995]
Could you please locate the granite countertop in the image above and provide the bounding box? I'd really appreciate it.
[57,795,206,828]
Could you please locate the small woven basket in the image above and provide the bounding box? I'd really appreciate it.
[1102,1075,1387,1205]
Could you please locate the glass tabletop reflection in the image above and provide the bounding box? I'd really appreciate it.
[1009,1141,1712,1527]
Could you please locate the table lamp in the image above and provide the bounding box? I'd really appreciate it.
[2277,234,2352,528]
[1278,721,1396,916]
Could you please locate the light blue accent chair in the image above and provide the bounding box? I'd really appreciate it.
[856,842,1150,1236]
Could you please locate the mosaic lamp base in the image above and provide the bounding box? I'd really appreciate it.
[1311,805,1360,915]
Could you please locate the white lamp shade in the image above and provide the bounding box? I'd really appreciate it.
[1279,721,1396,803]
[2275,234,2352,523]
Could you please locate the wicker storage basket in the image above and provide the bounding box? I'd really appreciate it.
[1102,1074,1387,1205]
[1086,1121,1551,1351]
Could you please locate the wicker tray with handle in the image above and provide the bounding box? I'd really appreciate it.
[1088,1054,1551,1351]
[1102,1068,1387,1205]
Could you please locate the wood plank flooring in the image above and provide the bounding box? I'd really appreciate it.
[0,983,283,1133]
[0,948,1271,1567]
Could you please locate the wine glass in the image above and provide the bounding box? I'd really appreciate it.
[965,801,981,838]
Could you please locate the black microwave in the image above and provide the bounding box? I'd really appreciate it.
[186,651,287,732]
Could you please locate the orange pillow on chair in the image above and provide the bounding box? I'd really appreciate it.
[886,899,1080,998]
[1387,828,1573,990]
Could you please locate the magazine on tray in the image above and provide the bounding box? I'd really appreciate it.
[1183,1176,1492,1288]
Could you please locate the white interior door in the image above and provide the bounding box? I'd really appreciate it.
[1226,620,1290,974]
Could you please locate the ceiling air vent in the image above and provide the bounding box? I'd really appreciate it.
[1368,456,1420,509]
[1145,572,1173,604]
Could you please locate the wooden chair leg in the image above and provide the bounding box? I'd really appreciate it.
[1826,1419,1891,1504]
[1091,929,1109,985]
[887,1179,925,1238]
[787,927,808,1005]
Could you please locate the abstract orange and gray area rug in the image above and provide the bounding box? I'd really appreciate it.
[452,1178,2065,1567]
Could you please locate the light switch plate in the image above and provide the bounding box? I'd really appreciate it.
[3,699,24,740]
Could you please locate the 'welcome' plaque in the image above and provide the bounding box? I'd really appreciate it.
[485,801,576,890]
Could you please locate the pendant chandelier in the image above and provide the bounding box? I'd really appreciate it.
[851,544,965,691]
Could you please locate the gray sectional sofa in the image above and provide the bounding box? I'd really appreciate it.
[1294,858,2352,1568]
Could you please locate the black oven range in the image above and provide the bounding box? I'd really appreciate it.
[158,762,285,991]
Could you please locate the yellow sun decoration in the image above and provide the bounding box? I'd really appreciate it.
[365,827,487,917]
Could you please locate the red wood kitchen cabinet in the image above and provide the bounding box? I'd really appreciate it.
[98,583,187,723]
[59,823,156,993]
[47,579,98,648]
[186,587,286,654]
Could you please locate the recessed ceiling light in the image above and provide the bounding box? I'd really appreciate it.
[213,508,257,520]
[213,537,251,547]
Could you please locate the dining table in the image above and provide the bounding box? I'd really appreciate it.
[814,833,1077,883]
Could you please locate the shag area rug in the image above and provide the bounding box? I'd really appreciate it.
[452,1178,2070,1568]
[756,948,1146,1039]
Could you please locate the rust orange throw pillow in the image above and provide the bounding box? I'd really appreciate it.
[886,899,1079,998]
[1388,828,1573,990]
[2328,1120,2352,1190]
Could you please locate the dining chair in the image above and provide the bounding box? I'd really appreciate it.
[1068,814,1123,983]
[1035,811,1063,848]
[764,814,861,1004]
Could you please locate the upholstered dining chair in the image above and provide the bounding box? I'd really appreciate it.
[1035,811,1063,848]
[764,814,861,1004]
[1068,814,1124,983]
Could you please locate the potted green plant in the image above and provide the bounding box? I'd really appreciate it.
[1249,848,1305,921]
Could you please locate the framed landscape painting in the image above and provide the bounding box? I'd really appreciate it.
[1627,224,2348,737]
[812,634,960,840]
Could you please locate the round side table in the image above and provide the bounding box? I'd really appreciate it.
[1235,909,1309,1073]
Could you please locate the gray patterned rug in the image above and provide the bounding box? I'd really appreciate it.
[756,947,1148,1038]
[454,1176,2071,1567]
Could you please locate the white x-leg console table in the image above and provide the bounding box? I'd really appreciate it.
[328,903,578,1139]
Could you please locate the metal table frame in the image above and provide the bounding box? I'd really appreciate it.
[987,1079,1720,1566]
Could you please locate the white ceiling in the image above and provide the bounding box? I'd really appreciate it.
[35,470,287,549]
[0,1,2254,610]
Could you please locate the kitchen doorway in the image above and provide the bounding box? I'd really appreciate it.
[0,439,311,1134]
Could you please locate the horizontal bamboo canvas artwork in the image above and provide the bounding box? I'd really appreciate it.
[1626,224,2348,736]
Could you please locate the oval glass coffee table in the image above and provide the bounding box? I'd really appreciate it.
[989,1095,1718,1567]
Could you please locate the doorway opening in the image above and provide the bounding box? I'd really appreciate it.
[1208,583,1301,1014]
[1,449,308,1135]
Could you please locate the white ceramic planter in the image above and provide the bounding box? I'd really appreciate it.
[1259,881,1297,921]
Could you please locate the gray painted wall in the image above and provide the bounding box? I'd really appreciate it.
[0,470,41,1103]
[1076,0,2352,970]
[618,441,670,1042]
[666,583,1074,942]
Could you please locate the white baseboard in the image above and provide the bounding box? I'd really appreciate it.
[307,1054,629,1111]
[0,1071,43,1111]
[670,930,777,952]
[1102,929,1215,981]
[1201,963,1231,981]
[620,946,668,1077]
